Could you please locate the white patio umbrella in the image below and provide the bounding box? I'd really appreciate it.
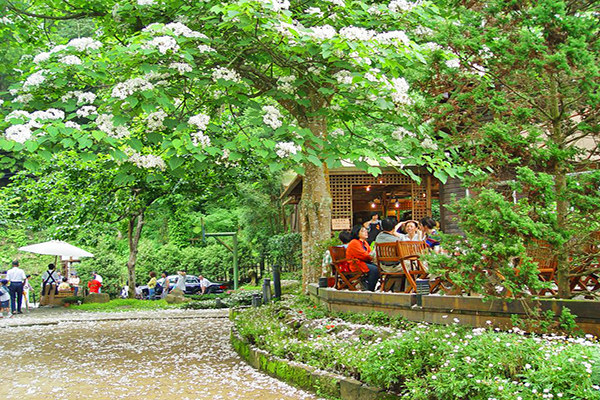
[18,240,94,258]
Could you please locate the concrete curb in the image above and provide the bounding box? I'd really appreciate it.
[230,326,400,400]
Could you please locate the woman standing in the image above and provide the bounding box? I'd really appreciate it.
[346,225,380,291]
[147,272,157,300]
[160,272,170,299]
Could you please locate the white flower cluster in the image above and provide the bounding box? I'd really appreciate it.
[303,25,337,41]
[211,67,242,84]
[0,17,13,24]
[257,0,290,12]
[374,30,410,46]
[389,77,412,105]
[4,108,66,142]
[470,63,486,77]
[324,0,345,7]
[23,70,48,91]
[305,7,324,17]
[275,142,301,158]
[144,22,207,39]
[96,114,130,139]
[33,52,51,64]
[0,99,4,106]
[197,45,216,53]
[339,26,375,41]
[421,137,438,150]
[277,75,296,94]
[188,113,210,132]
[333,70,353,85]
[191,132,211,147]
[76,106,98,118]
[348,51,372,66]
[146,110,167,132]
[330,128,344,138]
[391,127,416,140]
[128,151,166,170]
[15,94,33,104]
[137,0,155,5]
[4,125,32,143]
[59,55,83,65]
[445,58,460,68]
[65,121,81,130]
[389,0,420,13]
[423,42,442,51]
[111,78,154,100]
[143,36,180,54]
[169,62,193,74]
[262,105,283,129]
[67,37,103,51]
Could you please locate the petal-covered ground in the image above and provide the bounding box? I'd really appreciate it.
[0,309,321,400]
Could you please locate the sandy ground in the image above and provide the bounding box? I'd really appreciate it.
[0,308,321,400]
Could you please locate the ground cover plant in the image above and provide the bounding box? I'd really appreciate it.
[71,298,181,312]
[233,296,600,400]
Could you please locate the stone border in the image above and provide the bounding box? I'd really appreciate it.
[308,284,600,336]
[229,325,400,400]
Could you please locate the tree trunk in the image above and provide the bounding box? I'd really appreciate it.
[549,76,570,298]
[127,211,145,298]
[300,161,333,292]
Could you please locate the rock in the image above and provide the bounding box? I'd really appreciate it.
[84,293,110,304]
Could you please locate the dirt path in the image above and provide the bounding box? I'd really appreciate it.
[0,310,321,400]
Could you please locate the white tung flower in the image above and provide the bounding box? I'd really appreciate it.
[211,67,242,84]
[191,131,211,147]
[262,105,283,129]
[0,99,4,106]
[258,0,291,12]
[67,37,103,51]
[23,70,47,90]
[146,110,168,132]
[137,0,155,5]
[333,70,354,85]
[391,127,416,140]
[65,121,81,130]
[324,0,345,7]
[277,75,296,94]
[389,77,412,105]
[445,58,460,68]
[197,44,216,53]
[5,124,32,143]
[30,109,65,121]
[188,113,210,132]
[421,137,438,151]
[305,7,324,17]
[169,62,193,74]
[77,92,97,105]
[76,106,98,118]
[111,78,154,100]
[59,55,83,65]
[339,26,375,41]
[127,151,166,170]
[143,36,180,54]
[303,25,337,41]
[330,128,344,138]
[275,141,301,158]
[33,52,51,64]
[15,94,34,104]
[389,0,420,13]
[96,114,130,139]
[144,22,207,39]
[374,31,410,46]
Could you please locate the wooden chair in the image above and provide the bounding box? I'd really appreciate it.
[329,246,364,291]
[375,242,408,292]
[397,241,430,293]
[570,231,600,293]
[524,239,557,295]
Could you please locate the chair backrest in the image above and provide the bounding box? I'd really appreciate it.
[375,242,401,263]
[526,239,557,272]
[397,241,429,259]
[329,246,347,263]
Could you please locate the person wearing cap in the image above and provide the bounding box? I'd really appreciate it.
[6,260,26,314]
[0,279,11,318]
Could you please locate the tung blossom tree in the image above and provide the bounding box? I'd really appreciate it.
[0,0,458,289]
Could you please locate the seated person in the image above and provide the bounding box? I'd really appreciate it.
[346,225,380,291]
[396,220,423,241]
[420,216,442,251]
[375,218,405,291]
[58,278,72,292]
[322,231,352,275]
[87,276,102,294]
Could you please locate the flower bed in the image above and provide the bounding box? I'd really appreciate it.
[233,296,600,399]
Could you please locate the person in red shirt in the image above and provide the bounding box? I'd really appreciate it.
[346,225,380,291]
[87,276,102,294]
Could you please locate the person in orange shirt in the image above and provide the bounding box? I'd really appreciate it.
[346,224,380,291]
[87,276,102,294]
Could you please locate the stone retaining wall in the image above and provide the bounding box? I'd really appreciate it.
[308,284,600,336]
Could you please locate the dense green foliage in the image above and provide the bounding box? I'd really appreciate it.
[234,296,600,399]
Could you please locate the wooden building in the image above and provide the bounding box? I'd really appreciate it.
[280,162,461,232]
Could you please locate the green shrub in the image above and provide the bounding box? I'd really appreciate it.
[266,233,302,272]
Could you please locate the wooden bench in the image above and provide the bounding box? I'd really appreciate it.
[375,241,409,292]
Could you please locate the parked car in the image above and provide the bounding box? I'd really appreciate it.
[138,275,228,298]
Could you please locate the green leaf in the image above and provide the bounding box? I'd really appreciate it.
[168,156,185,170]
[307,154,321,166]
[367,166,382,177]
[24,159,40,171]
[433,170,449,184]
[114,172,135,185]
